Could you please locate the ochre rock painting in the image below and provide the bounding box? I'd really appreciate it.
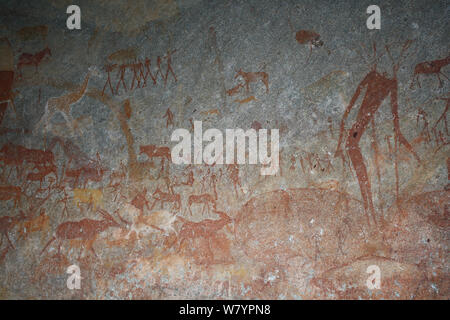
[0,0,448,299]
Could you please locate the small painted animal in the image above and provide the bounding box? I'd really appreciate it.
[26,164,57,190]
[187,193,216,216]
[411,55,450,88]
[177,210,232,264]
[200,109,220,116]
[17,209,50,241]
[17,46,51,74]
[139,145,171,162]
[234,69,269,93]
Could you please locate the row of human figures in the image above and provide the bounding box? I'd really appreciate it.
[101,50,177,96]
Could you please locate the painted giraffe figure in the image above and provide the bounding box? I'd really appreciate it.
[35,66,100,134]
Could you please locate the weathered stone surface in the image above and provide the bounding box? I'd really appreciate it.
[0,0,448,299]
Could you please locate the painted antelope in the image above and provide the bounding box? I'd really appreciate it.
[177,210,232,264]
[0,143,55,178]
[139,145,171,162]
[178,210,232,245]
[64,162,106,188]
[0,185,22,208]
[22,148,55,168]
[26,164,58,190]
[411,54,450,88]
[234,69,269,93]
[78,164,107,187]
[64,167,83,187]
[0,143,55,166]
[151,187,181,210]
[187,193,216,216]
[17,46,51,75]
[41,209,125,259]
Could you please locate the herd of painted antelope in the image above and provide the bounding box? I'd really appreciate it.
[0,132,249,261]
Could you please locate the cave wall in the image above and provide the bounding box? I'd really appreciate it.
[0,0,448,299]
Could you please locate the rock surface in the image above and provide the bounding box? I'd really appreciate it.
[0,0,448,299]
